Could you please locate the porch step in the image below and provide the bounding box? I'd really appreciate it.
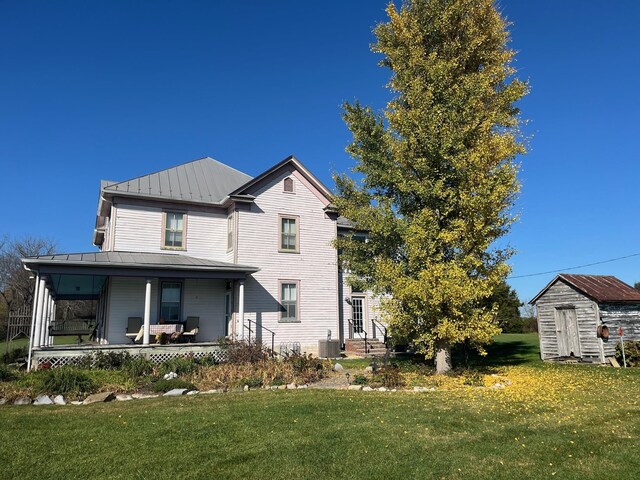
[345,338,388,357]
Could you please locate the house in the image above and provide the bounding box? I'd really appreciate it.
[22,156,382,368]
[530,273,640,363]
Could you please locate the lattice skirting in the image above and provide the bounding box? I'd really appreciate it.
[33,346,229,369]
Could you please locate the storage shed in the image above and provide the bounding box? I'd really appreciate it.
[530,274,640,363]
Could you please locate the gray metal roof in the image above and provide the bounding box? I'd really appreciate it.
[23,251,259,273]
[102,157,252,205]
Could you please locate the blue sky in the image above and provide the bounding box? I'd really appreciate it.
[1,1,639,302]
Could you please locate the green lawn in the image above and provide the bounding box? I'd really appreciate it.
[1,336,82,357]
[1,333,639,479]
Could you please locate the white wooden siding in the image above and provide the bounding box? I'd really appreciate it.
[112,202,229,261]
[183,279,227,341]
[237,169,339,353]
[106,277,158,344]
[535,280,600,360]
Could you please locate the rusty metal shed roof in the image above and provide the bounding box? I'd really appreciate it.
[530,274,640,304]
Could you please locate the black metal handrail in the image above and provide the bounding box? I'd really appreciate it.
[371,318,388,344]
[348,319,368,354]
[244,318,276,357]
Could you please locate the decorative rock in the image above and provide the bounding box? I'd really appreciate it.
[115,394,133,402]
[413,386,434,392]
[348,385,362,391]
[13,396,32,405]
[163,372,178,380]
[0,398,7,405]
[53,395,66,405]
[163,388,188,397]
[83,392,115,404]
[202,389,223,394]
[131,393,158,399]
[378,387,387,392]
[362,386,374,392]
[270,386,279,390]
[333,363,344,371]
[187,390,200,395]
[33,395,54,405]
[243,385,250,391]
[70,401,83,405]
[298,384,308,389]
[286,383,297,390]
[391,389,397,392]
[364,366,373,373]
[490,383,505,389]
[278,385,287,390]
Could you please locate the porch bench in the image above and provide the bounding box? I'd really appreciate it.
[49,320,96,344]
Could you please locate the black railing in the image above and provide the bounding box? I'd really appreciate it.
[371,318,388,344]
[244,318,276,357]
[348,319,368,354]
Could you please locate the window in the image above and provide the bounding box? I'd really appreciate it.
[227,214,233,251]
[160,282,182,323]
[283,177,294,193]
[163,212,185,249]
[280,282,299,322]
[279,216,298,252]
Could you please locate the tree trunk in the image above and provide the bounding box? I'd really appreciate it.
[435,341,452,374]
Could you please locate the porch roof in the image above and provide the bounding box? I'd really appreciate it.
[22,251,259,285]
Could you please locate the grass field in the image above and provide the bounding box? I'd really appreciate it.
[1,333,639,479]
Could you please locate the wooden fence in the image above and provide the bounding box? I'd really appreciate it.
[6,305,32,345]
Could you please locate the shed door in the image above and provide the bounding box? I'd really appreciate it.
[555,308,581,357]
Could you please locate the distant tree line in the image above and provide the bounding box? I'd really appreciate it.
[484,280,537,334]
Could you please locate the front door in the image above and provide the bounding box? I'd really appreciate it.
[351,296,365,338]
[555,307,581,357]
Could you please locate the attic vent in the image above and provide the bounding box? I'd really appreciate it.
[283,177,294,193]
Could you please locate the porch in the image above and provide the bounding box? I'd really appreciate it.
[31,342,230,369]
[22,251,260,369]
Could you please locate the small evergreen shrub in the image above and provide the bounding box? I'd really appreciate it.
[158,356,200,376]
[38,367,97,396]
[0,364,19,382]
[93,351,132,370]
[373,365,404,388]
[123,356,155,378]
[352,374,368,385]
[150,378,196,393]
[242,376,263,388]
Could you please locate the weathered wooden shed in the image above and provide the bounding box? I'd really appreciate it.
[530,274,640,363]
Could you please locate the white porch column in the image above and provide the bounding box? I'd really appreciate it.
[143,278,152,345]
[27,274,41,370]
[48,299,56,346]
[238,280,245,340]
[33,279,46,348]
[40,289,50,346]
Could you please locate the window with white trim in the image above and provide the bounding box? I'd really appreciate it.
[163,212,185,249]
[280,282,298,322]
[280,216,298,252]
[160,281,182,323]
[227,214,233,250]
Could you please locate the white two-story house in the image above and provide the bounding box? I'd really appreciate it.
[23,156,382,367]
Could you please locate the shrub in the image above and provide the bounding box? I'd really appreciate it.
[123,356,155,378]
[224,340,270,364]
[92,351,132,370]
[151,378,196,393]
[373,365,404,388]
[0,364,19,382]
[616,341,640,367]
[242,376,263,388]
[38,367,97,397]
[157,356,201,376]
[2,346,28,365]
[352,374,368,385]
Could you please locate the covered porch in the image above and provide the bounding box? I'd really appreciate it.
[22,251,259,369]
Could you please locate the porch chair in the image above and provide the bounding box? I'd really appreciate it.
[182,316,200,343]
[125,317,143,343]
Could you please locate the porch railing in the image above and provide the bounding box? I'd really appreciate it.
[244,318,276,357]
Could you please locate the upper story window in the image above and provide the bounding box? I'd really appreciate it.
[279,215,298,253]
[163,211,185,249]
[227,214,233,251]
[283,177,294,193]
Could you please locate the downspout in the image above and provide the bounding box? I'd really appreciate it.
[25,266,39,371]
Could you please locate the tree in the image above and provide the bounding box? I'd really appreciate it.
[634,282,640,291]
[333,0,527,373]
[0,235,57,311]
[484,280,521,331]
